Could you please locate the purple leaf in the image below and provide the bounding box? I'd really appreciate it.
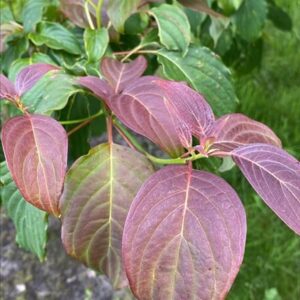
[77,76,113,101]
[123,165,247,299]
[0,74,18,101]
[15,63,59,96]
[232,144,300,235]
[1,114,68,216]
[101,56,147,93]
[155,79,215,139]
[60,143,153,288]
[109,76,185,157]
[209,114,282,155]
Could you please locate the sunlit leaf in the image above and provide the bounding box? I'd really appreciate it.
[101,56,147,93]
[209,113,282,155]
[232,144,300,235]
[60,143,153,288]
[123,165,247,299]
[150,4,191,54]
[0,161,48,261]
[157,46,237,116]
[1,114,68,216]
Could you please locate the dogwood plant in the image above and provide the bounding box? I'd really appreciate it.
[1,56,299,299]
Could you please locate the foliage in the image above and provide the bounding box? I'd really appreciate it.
[0,0,298,299]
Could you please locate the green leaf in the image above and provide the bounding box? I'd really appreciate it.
[124,12,149,35]
[232,0,267,41]
[267,0,292,32]
[22,0,45,32]
[184,7,206,38]
[29,21,82,55]
[0,2,14,24]
[209,17,230,46]
[157,46,237,116]
[21,72,78,114]
[84,28,109,63]
[107,0,140,33]
[150,4,191,55]
[0,161,48,261]
[218,0,243,14]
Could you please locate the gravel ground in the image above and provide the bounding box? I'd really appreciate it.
[0,211,119,300]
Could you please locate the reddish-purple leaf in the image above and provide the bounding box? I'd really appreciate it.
[101,56,147,93]
[77,76,113,101]
[232,144,300,235]
[123,165,247,299]
[155,79,215,139]
[0,74,18,101]
[109,76,185,157]
[15,64,59,96]
[209,114,282,155]
[1,114,68,216]
[60,143,153,288]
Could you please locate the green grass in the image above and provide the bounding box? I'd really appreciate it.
[227,2,300,299]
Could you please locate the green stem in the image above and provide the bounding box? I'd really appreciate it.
[84,1,95,29]
[96,0,104,28]
[60,109,103,125]
[113,119,206,165]
[121,45,144,62]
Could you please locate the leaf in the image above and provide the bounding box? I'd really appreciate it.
[154,79,215,139]
[0,161,48,261]
[218,0,243,14]
[29,21,82,55]
[150,4,191,54]
[157,46,237,116]
[60,0,97,28]
[109,76,185,157]
[21,72,78,114]
[15,63,59,96]
[232,0,267,42]
[209,113,282,154]
[77,76,113,100]
[267,0,292,31]
[232,144,300,235]
[60,143,153,288]
[101,56,147,93]
[8,53,56,82]
[84,28,109,63]
[22,0,45,32]
[1,114,68,216]
[0,74,17,101]
[107,0,140,32]
[123,165,247,299]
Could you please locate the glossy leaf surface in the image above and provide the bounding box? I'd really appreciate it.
[0,74,17,101]
[101,56,147,93]
[84,28,109,63]
[109,76,185,157]
[210,113,282,154]
[157,46,237,116]
[29,22,82,55]
[0,161,48,261]
[123,165,247,299]
[232,144,300,235]
[1,115,68,216]
[150,4,191,54]
[15,63,59,96]
[60,143,153,288]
